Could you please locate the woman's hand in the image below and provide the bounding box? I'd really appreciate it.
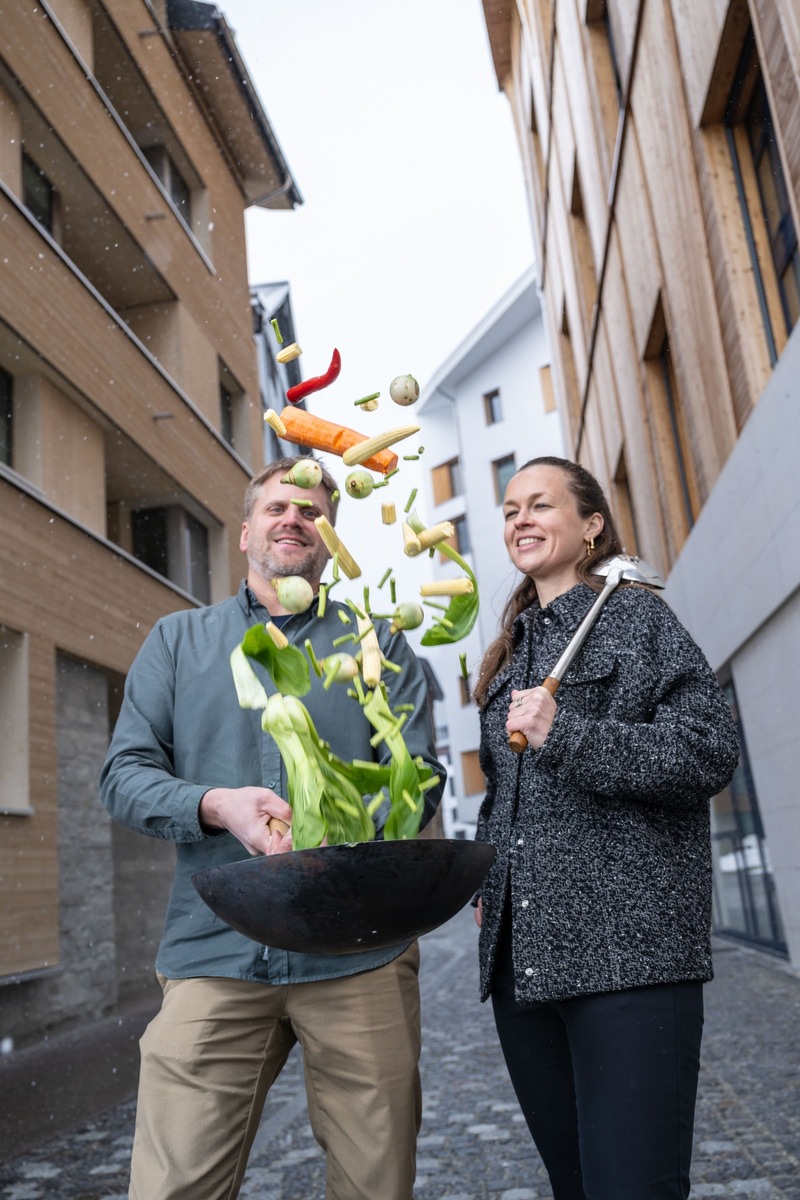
[507,687,557,750]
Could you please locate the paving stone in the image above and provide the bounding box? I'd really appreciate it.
[0,912,798,1198]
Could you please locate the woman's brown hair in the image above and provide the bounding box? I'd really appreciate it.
[472,457,623,706]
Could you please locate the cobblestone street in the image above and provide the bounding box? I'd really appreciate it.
[1,906,798,1199]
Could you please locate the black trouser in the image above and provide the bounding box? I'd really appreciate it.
[490,919,704,1200]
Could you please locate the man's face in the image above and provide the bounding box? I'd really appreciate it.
[240,472,332,590]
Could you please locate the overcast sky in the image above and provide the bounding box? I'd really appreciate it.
[219,0,535,596]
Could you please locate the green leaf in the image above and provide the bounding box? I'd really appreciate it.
[420,543,480,647]
[240,624,311,697]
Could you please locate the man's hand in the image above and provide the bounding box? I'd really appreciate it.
[199,786,293,856]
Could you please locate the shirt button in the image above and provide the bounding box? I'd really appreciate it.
[525,967,534,976]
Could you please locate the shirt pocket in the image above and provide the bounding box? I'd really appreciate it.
[556,650,618,716]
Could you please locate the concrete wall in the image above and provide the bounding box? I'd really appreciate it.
[666,324,800,966]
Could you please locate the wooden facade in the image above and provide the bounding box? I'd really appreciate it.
[482,0,799,577]
[0,0,299,1023]
[482,0,800,963]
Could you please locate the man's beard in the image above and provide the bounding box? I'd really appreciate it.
[249,536,330,586]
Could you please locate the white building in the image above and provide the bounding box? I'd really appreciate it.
[417,267,564,833]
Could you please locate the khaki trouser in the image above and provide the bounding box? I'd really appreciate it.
[130,943,422,1200]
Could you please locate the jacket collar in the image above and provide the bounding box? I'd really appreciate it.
[483,583,599,705]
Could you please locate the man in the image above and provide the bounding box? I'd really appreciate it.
[100,456,445,1200]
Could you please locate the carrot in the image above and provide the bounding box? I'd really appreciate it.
[278,407,399,475]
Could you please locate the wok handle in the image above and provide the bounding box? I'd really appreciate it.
[508,676,560,753]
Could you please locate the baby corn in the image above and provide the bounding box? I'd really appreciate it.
[342,424,420,467]
[314,515,362,579]
[402,522,422,556]
[357,614,383,688]
[265,620,289,649]
[382,503,397,525]
[419,578,475,597]
[276,342,302,364]
[405,521,454,557]
[264,408,287,436]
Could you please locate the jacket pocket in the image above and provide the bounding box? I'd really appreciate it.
[556,650,617,715]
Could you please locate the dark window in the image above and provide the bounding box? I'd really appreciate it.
[132,505,210,603]
[744,68,800,332]
[22,153,55,233]
[603,8,622,105]
[0,368,12,466]
[220,383,235,447]
[658,338,695,534]
[143,146,192,225]
[492,454,517,503]
[711,680,786,954]
[726,34,800,358]
[483,389,502,424]
[451,514,471,556]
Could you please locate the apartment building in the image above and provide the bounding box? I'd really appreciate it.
[0,0,300,1040]
[482,0,800,964]
[418,268,564,831]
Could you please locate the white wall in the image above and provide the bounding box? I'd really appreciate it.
[419,280,564,827]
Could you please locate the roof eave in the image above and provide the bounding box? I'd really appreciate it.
[481,0,514,90]
[167,0,303,210]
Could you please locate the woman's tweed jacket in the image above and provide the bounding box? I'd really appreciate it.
[476,582,739,1005]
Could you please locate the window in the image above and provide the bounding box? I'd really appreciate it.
[458,673,472,706]
[219,363,247,457]
[726,34,800,359]
[539,365,556,414]
[0,627,31,816]
[612,449,639,557]
[143,146,192,225]
[220,383,235,447]
[643,298,699,563]
[132,505,211,603]
[569,165,597,333]
[0,368,12,467]
[449,514,471,557]
[492,454,516,504]
[431,457,462,505]
[461,750,485,797]
[22,153,55,233]
[711,680,785,954]
[483,389,502,424]
[559,304,582,439]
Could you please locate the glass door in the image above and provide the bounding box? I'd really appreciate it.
[710,681,786,954]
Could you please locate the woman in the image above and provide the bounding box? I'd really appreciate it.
[472,457,739,1200]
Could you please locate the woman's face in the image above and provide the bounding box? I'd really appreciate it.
[502,464,604,600]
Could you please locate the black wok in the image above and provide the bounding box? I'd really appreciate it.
[192,838,496,955]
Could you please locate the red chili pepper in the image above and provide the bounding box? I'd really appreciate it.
[286,348,341,404]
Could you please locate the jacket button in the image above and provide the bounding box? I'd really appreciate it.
[521,899,529,908]
[525,967,534,976]
[543,617,550,624]
[517,837,524,847]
